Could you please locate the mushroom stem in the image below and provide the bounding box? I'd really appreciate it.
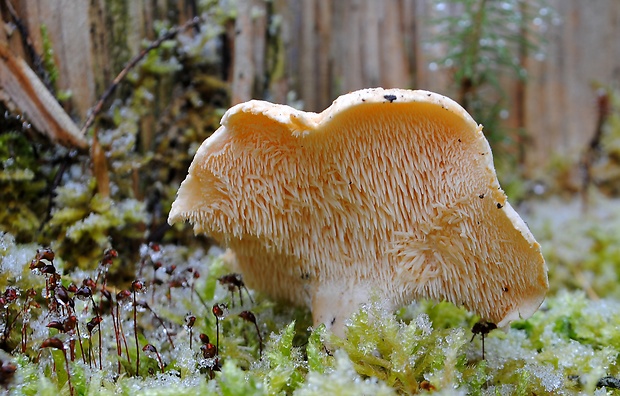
[311,280,393,337]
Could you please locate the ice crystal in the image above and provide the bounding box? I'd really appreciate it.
[296,350,394,396]
[0,232,38,280]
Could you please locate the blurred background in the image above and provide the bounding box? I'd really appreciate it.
[1,0,619,294]
[4,1,620,173]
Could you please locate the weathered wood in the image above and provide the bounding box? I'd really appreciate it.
[13,0,96,118]
[4,0,620,173]
[231,0,254,105]
[524,0,620,172]
[252,0,268,97]
[316,0,332,108]
[4,0,196,119]
[0,44,86,148]
[273,0,414,112]
[300,0,318,110]
[0,7,7,45]
[378,1,409,89]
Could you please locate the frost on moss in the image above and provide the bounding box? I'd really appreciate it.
[0,4,229,274]
[2,237,620,394]
[260,321,305,393]
[526,197,620,298]
[218,359,262,396]
[331,302,465,393]
[296,349,395,396]
[45,178,148,270]
[0,132,50,241]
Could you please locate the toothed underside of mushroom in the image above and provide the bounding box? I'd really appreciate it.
[169,88,548,335]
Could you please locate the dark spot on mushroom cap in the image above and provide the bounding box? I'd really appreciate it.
[497,203,503,209]
[384,94,397,103]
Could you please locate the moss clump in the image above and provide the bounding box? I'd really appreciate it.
[525,197,620,299]
[0,132,52,241]
[332,303,466,393]
[1,236,620,394]
[0,5,230,276]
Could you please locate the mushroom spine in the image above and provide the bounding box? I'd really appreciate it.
[169,88,549,336]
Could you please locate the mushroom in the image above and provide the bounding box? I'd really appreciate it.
[169,88,548,336]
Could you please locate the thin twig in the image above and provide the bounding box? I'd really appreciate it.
[79,16,202,136]
[135,300,175,349]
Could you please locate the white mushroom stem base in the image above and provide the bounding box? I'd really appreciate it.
[222,245,393,337]
[311,280,394,337]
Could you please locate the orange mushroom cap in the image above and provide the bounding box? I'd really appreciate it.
[169,88,548,336]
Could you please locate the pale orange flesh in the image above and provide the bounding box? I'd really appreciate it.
[169,88,548,336]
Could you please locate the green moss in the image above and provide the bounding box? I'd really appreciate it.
[527,197,620,298]
[296,350,395,396]
[260,321,305,393]
[45,180,147,270]
[39,25,58,88]
[218,359,262,396]
[13,356,57,395]
[3,235,620,394]
[306,325,329,374]
[104,0,131,77]
[0,133,50,240]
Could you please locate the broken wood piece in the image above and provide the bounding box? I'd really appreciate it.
[0,44,87,149]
